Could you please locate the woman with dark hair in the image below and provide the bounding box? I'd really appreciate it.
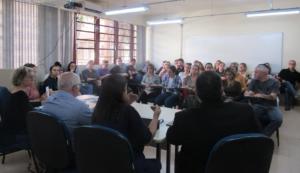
[92,74,161,173]
[223,68,242,101]
[67,61,79,74]
[155,65,182,108]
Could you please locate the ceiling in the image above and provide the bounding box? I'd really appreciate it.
[30,0,300,18]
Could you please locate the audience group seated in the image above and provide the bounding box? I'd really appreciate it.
[2,57,300,173]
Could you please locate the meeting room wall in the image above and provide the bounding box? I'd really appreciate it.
[147,14,300,72]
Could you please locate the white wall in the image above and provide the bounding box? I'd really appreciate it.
[147,14,300,72]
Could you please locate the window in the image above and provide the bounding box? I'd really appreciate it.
[74,14,138,65]
[75,14,95,66]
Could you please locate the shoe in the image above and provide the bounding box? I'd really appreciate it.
[285,107,291,111]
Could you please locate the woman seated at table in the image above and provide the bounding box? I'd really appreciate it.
[5,66,34,133]
[92,74,161,173]
[139,64,161,104]
[223,68,242,101]
[155,66,182,108]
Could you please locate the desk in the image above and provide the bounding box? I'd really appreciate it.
[77,95,180,173]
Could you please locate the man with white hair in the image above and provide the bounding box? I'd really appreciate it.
[245,64,283,136]
[41,72,92,142]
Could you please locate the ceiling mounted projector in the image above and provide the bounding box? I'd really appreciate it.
[64,2,83,9]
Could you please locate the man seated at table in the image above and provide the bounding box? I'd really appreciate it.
[81,60,99,94]
[41,72,92,144]
[278,60,300,110]
[245,64,283,136]
[167,71,261,173]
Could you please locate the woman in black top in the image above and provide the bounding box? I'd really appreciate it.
[92,74,161,173]
[40,64,60,95]
[223,68,242,101]
[5,66,34,133]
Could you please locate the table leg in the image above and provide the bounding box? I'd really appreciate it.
[166,142,171,173]
[156,143,161,161]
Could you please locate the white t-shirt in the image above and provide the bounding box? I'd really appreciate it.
[167,77,174,88]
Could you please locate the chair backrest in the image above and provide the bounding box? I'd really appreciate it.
[26,111,73,170]
[74,125,135,173]
[205,133,274,173]
[0,86,11,124]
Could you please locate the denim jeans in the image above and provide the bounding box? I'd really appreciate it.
[280,81,297,109]
[252,104,283,136]
[155,92,179,108]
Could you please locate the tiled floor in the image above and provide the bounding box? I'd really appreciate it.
[1,106,299,173]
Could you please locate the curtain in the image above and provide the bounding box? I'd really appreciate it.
[0,0,74,73]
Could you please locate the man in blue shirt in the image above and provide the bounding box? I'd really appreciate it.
[41,72,92,143]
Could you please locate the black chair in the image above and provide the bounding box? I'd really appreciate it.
[74,125,135,173]
[0,86,31,164]
[26,111,75,173]
[205,133,274,173]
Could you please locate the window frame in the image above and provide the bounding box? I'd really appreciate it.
[74,13,137,65]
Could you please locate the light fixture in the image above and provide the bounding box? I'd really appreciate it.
[147,19,183,25]
[105,6,148,15]
[246,8,300,18]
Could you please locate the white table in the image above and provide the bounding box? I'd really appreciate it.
[77,95,180,142]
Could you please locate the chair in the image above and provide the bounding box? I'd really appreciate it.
[205,133,274,173]
[0,86,31,164]
[26,111,75,172]
[74,125,135,173]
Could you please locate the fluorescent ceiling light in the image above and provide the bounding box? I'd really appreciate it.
[105,6,148,15]
[147,19,183,25]
[246,8,300,18]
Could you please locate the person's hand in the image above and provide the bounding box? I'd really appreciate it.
[151,105,161,119]
[245,91,254,97]
[254,93,264,98]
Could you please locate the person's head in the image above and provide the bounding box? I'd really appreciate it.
[191,65,200,76]
[230,62,239,73]
[214,60,222,70]
[254,64,270,80]
[168,65,177,77]
[197,61,205,72]
[54,61,63,74]
[205,63,214,71]
[130,58,136,66]
[218,62,225,71]
[92,74,128,122]
[225,68,236,81]
[127,65,135,74]
[111,65,123,75]
[196,71,223,103]
[12,66,34,88]
[102,60,109,68]
[147,64,155,75]
[67,61,77,73]
[177,58,184,68]
[87,60,94,70]
[58,72,81,97]
[163,61,170,70]
[184,63,192,73]
[239,63,247,73]
[116,57,123,65]
[49,64,60,78]
[288,60,296,71]
[24,63,37,75]
[263,63,272,74]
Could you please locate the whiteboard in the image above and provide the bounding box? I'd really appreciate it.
[183,33,283,73]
